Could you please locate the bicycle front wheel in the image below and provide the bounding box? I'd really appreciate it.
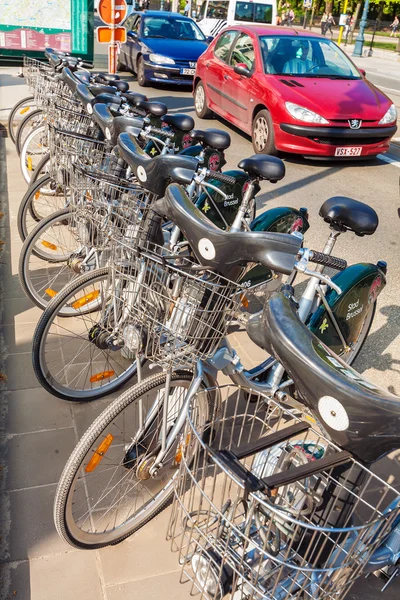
[54,370,211,549]
[19,207,87,310]
[20,124,48,184]
[17,175,70,241]
[32,267,140,399]
[7,95,37,145]
[15,107,44,155]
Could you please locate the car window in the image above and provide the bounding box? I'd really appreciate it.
[229,33,255,71]
[234,2,273,24]
[131,16,140,34]
[214,30,237,63]
[259,35,361,78]
[206,0,229,19]
[142,16,205,40]
[125,15,136,31]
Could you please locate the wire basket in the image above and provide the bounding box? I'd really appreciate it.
[23,56,52,92]
[48,101,98,136]
[109,244,242,368]
[48,124,106,187]
[69,158,153,249]
[168,384,400,600]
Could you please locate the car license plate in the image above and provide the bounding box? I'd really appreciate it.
[334,147,362,157]
[180,68,195,75]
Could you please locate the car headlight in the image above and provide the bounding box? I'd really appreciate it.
[379,104,397,125]
[149,53,175,65]
[285,102,329,124]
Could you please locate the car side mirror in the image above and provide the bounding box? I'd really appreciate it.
[206,35,214,43]
[359,68,366,77]
[234,63,251,77]
[127,30,137,39]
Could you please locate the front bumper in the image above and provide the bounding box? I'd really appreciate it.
[144,61,195,86]
[276,123,397,157]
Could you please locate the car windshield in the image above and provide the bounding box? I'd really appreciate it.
[259,35,361,78]
[142,17,206,40]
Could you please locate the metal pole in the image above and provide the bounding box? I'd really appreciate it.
[303,8,308,28]
[309,1,315,29]
[109,0,117,74]
[353,0,370,57]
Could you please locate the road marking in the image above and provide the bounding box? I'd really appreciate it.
[377,153,400,167]
[377,85,400,95]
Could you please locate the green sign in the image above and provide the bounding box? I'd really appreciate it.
[0,0,94,60]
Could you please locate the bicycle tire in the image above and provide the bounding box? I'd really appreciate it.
[30,152,51,185]
[20,124,48,184]
[32,267,141,399]
[7,95,36,145]
[17,175,68,241]
[15,107,44,155]
[54,370,212,549]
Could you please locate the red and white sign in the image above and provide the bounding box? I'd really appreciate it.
[98,0,127,25]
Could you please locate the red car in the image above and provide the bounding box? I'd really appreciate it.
[193,26,397,159]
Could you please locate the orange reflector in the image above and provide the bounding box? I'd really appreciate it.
[89,370,115,383]
[71,289,100,309]
[240,293,249,309]
[85,191,93,202]
[35,191,40,200]
[85,434,114,472]
[27,156,33,171]
[20,106,30,114]
[45,288,57,298]
[175,433,191,464]
[41,240,57,250]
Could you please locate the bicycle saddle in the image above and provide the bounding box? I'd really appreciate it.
[89,84,119,97]
[118,133,198,196]
[249,291,400,464]
[134,99,168,118]
[191,129,230,150]
[96,72,121,82]
[154,184,301,279]
[162,114,194,132]
[75,83,95,107]
[121,91,148,105]
[73,70,92,84]
[238,155,285,183]
[320,197,378,236]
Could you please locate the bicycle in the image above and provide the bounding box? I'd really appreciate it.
[52,177,386,546]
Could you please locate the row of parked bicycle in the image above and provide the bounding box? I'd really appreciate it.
[8,48,400,600]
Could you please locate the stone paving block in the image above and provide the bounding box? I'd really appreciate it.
[2,321,36,354]
[29,550,104,600]
[2,297,42,325]
[105,571,189,600]
[0,560,31,600]
[5,388,73,435]
[0,264,26,299]
[5,426,75,490]
[4,353,44,391]
[99,508,179,586]
[6,484,69,561]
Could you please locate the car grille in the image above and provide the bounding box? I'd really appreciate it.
[310,136,388,146]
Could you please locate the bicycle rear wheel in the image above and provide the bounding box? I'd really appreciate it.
[54,370,211,548]
[7,95,37,144]
[32,267,140,400]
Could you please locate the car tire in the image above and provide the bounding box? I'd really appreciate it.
[137,56,148,87]
[252,109,277,155]
[194,80,213,119]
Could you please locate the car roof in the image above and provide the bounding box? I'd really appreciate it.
[225,24,323,38]
[131,10,193,20]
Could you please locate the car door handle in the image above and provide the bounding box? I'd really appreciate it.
[223,74,229,80]
[205,62,210,68]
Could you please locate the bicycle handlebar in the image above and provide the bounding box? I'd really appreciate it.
[206,170,236,186]
[148,126,175,140]
[309,251,347,271]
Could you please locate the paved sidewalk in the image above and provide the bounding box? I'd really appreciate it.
[0,66,399,600]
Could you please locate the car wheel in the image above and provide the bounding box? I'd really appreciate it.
[252,109,277,155]
[194,81,213,119]
[137,56,148,87]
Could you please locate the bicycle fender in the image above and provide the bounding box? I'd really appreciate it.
[308,263,386,355]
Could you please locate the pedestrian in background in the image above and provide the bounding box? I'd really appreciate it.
[326,12,335,36]
[321,12,328,35]
[344,12,352,44]
[184,0,190,16]
[390,16,399,37]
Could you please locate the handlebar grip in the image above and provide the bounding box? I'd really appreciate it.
[79,60,94,69]
[207,170,236,185]
[149,126,174,139]
[310,251,347,271]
